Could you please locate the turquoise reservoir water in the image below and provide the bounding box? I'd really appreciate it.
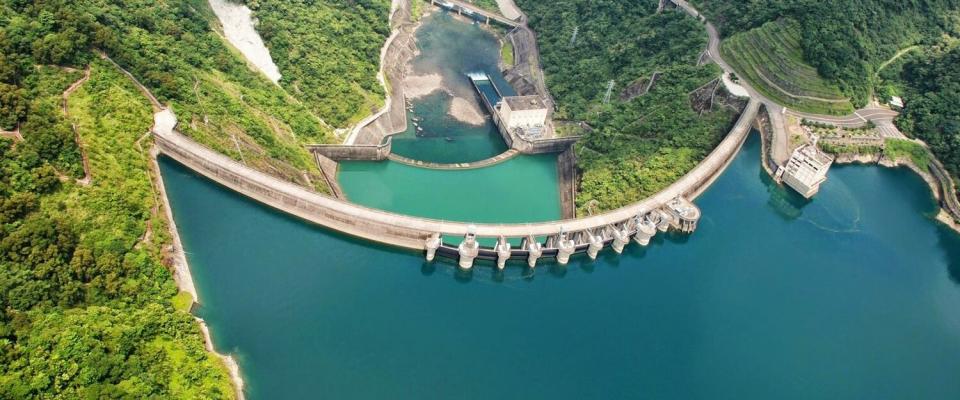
[388,11,515,163]
[338,154,561,223]
[338,11,561,223]
[159,135,960,399]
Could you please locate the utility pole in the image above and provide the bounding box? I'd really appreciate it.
[602,80,615,104]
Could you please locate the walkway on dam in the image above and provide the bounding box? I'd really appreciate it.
[146,0,759,258]
[433,0,519,26]
[154,98,758,249]
[388,149,519,169]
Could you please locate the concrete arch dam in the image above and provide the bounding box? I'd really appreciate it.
[154,99,759,268]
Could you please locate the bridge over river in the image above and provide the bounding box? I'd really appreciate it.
[428,0,520,27]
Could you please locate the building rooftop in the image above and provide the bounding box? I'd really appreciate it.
[503,95,546,111]
[890,96,904,108]
[794,144,834,166]
[666,197,701,220]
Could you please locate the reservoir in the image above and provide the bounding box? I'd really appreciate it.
[337,154,561,223]
[159,134,960,399]
[338,11,561,223]
[388,11,515,163]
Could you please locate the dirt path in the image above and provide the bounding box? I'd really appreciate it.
[101,51,246,399]
[0,127,22,142]
[63,66,93,186]
[876,45,920,77]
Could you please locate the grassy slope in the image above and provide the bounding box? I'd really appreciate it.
[721,19,854,115]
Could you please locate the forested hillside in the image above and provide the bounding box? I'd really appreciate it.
[896,38,960,177]
[244,0,390,127]
[1,0,338,194]
[0,56,234,397]
[516,0,737,214]
[690,0,960,105]
[0,0,396,396]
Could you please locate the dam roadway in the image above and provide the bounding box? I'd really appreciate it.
[154,98,759,262]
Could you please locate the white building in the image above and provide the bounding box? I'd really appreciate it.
[664,196,701,233]
[500,96,548,130]
[889,96,904,109]
[779,144,834,198]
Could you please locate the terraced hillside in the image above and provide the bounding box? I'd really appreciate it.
[721,19,855,115]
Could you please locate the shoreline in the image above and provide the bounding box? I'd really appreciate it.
[150,145,247,400]
[832,152,960,234]
[147,137,245,400]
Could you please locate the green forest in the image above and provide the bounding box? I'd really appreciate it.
[0,53,233,397]
[896,38,960,177]
[0,0,369,195]
[516,0,737,214]
[0,0,398,396]
[689,0,960,105]
[243,0,390,127]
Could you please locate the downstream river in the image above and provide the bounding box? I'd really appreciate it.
[338,11,561,222]
[387,11,514,163]
[159,134,960,399]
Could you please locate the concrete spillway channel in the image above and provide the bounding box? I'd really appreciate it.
[153,98,758,269]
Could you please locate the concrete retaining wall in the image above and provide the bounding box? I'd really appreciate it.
[306,139,392,161]
[153,99,758,251]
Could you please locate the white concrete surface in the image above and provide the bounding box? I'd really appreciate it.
[209,0,282,83]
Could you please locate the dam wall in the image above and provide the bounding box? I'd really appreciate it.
[153,98,758,259]
[306,139,392,161]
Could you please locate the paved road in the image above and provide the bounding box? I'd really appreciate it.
[670,0,904,164]
[442,0,519,26]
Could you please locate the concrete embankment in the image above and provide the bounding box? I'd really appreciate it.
[154,99,759,248]
[557,147,577,219]
[388,149,519,169]
[348,0,417,145]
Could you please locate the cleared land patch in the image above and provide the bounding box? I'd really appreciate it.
[721,19,854,115]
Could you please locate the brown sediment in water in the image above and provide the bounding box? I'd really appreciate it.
[448,96,485,125]
[403,73,444,99]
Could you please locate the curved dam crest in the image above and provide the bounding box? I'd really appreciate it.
[160,132,960,400]
[152,98,759,259]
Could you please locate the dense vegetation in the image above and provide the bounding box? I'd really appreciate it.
[690,0,960,106]
[0,56,233,397]
[896,39,960,176]
[0,0,398,396]
[885,138,932,170]
[516,0,737,214]
[1,0,336,193]
[720,19,854,115]
[244,0,390,127]
[465,0,501,14]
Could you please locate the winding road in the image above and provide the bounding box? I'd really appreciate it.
[671,0,904,164]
